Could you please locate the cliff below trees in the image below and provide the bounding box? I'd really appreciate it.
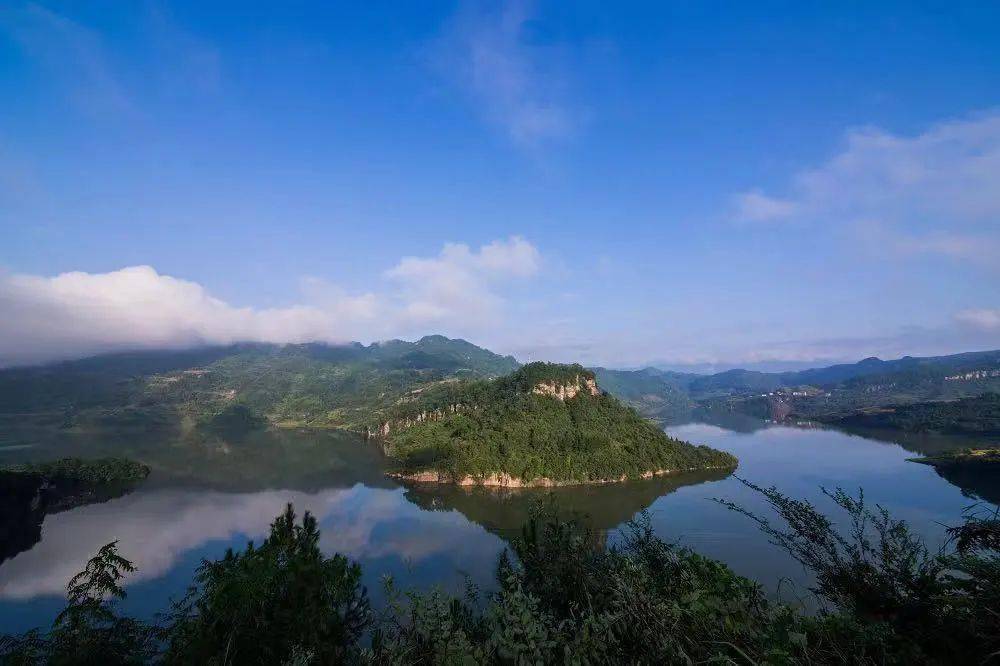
[368,369,602,438]
[376,363,737,486]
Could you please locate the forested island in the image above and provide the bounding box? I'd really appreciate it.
[374,363,736,486]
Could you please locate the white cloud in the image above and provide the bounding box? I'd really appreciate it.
[734,112,1000,264]
[385,235,540,327]
[0,266,375,366]
[0,237,541,367]
[733,190,799,223]
[434,0,574,146]
[956,309,1000,331]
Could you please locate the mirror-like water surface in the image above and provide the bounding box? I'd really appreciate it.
[1,421,995,634]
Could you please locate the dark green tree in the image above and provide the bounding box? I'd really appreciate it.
[0,541,158,665]
[165,504,371,665]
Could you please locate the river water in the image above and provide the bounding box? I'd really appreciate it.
[0,420,994,634]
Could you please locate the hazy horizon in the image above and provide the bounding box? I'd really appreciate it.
[1,332,998,378]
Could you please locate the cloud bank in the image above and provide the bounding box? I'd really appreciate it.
[956,309,1000,332]
[0,236,540,367]
[734,111,1000,266]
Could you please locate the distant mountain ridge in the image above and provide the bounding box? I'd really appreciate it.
[593,349,1000,423]
[1,338,997,432]
[0,336,518,430]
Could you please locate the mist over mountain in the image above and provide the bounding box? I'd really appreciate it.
[650,359,838,375]
[2,335,997,435]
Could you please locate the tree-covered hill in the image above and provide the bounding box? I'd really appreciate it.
[378,362,737,485]
[598,349,1000,426]
[825,393,1000,435]
[0,336,519,430]
[3,338,997,434]
[591,367,695,422]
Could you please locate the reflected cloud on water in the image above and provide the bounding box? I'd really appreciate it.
[0,484,503,601]
[1,420,994,633]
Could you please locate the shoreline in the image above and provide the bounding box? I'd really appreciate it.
[387,464,737,488]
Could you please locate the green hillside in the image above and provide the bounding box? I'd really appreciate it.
[3,339,997,434]
[592,367,695,422]
[826,393,1000,434]
[0,336,518,431]
[599,350,1000,426]
[378,362,737,484]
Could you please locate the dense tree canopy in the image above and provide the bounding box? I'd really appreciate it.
[382,363,737,482]
[831,393,1000,434]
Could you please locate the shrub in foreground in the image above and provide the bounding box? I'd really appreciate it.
[2,487,998,664]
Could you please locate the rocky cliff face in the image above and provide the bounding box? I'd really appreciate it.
[389,465,732,487]
[369,372,602,439]
[531,376,600,401]
[367,404,464,438]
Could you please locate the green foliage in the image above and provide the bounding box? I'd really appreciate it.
[593,351,1000,426]
[164,504,371,665]
[0,542,159,665]
[382,364,736,482]
[4,492,1000,664]
[368,507,896,665]
[0,337,519,431]
[949,504,1000,554]
[718,481,946,623]
[912,447,1000,470]
[718,479,1000,664]
[201,403,267,433]
[0,457,150,486]
[500,361,594,391]
[832,393,1000,434]
[592,366,695,422]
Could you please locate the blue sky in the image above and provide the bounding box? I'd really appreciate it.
[0,1,998,369]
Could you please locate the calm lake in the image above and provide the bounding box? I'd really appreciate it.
[1,420,995,634]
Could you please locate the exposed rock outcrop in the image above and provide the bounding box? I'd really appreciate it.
[366,404,464,438]
[368,374,601,439]
[389,465,736,488]
[531,376,600,401]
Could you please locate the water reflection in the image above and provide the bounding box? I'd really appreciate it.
[0,484,505,602]
[0,420,995,634]
[921,465,1000,506]
[0,474,142,565]
[402,468,732,540]
[0,426,394,492]
[645,422,992,605]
